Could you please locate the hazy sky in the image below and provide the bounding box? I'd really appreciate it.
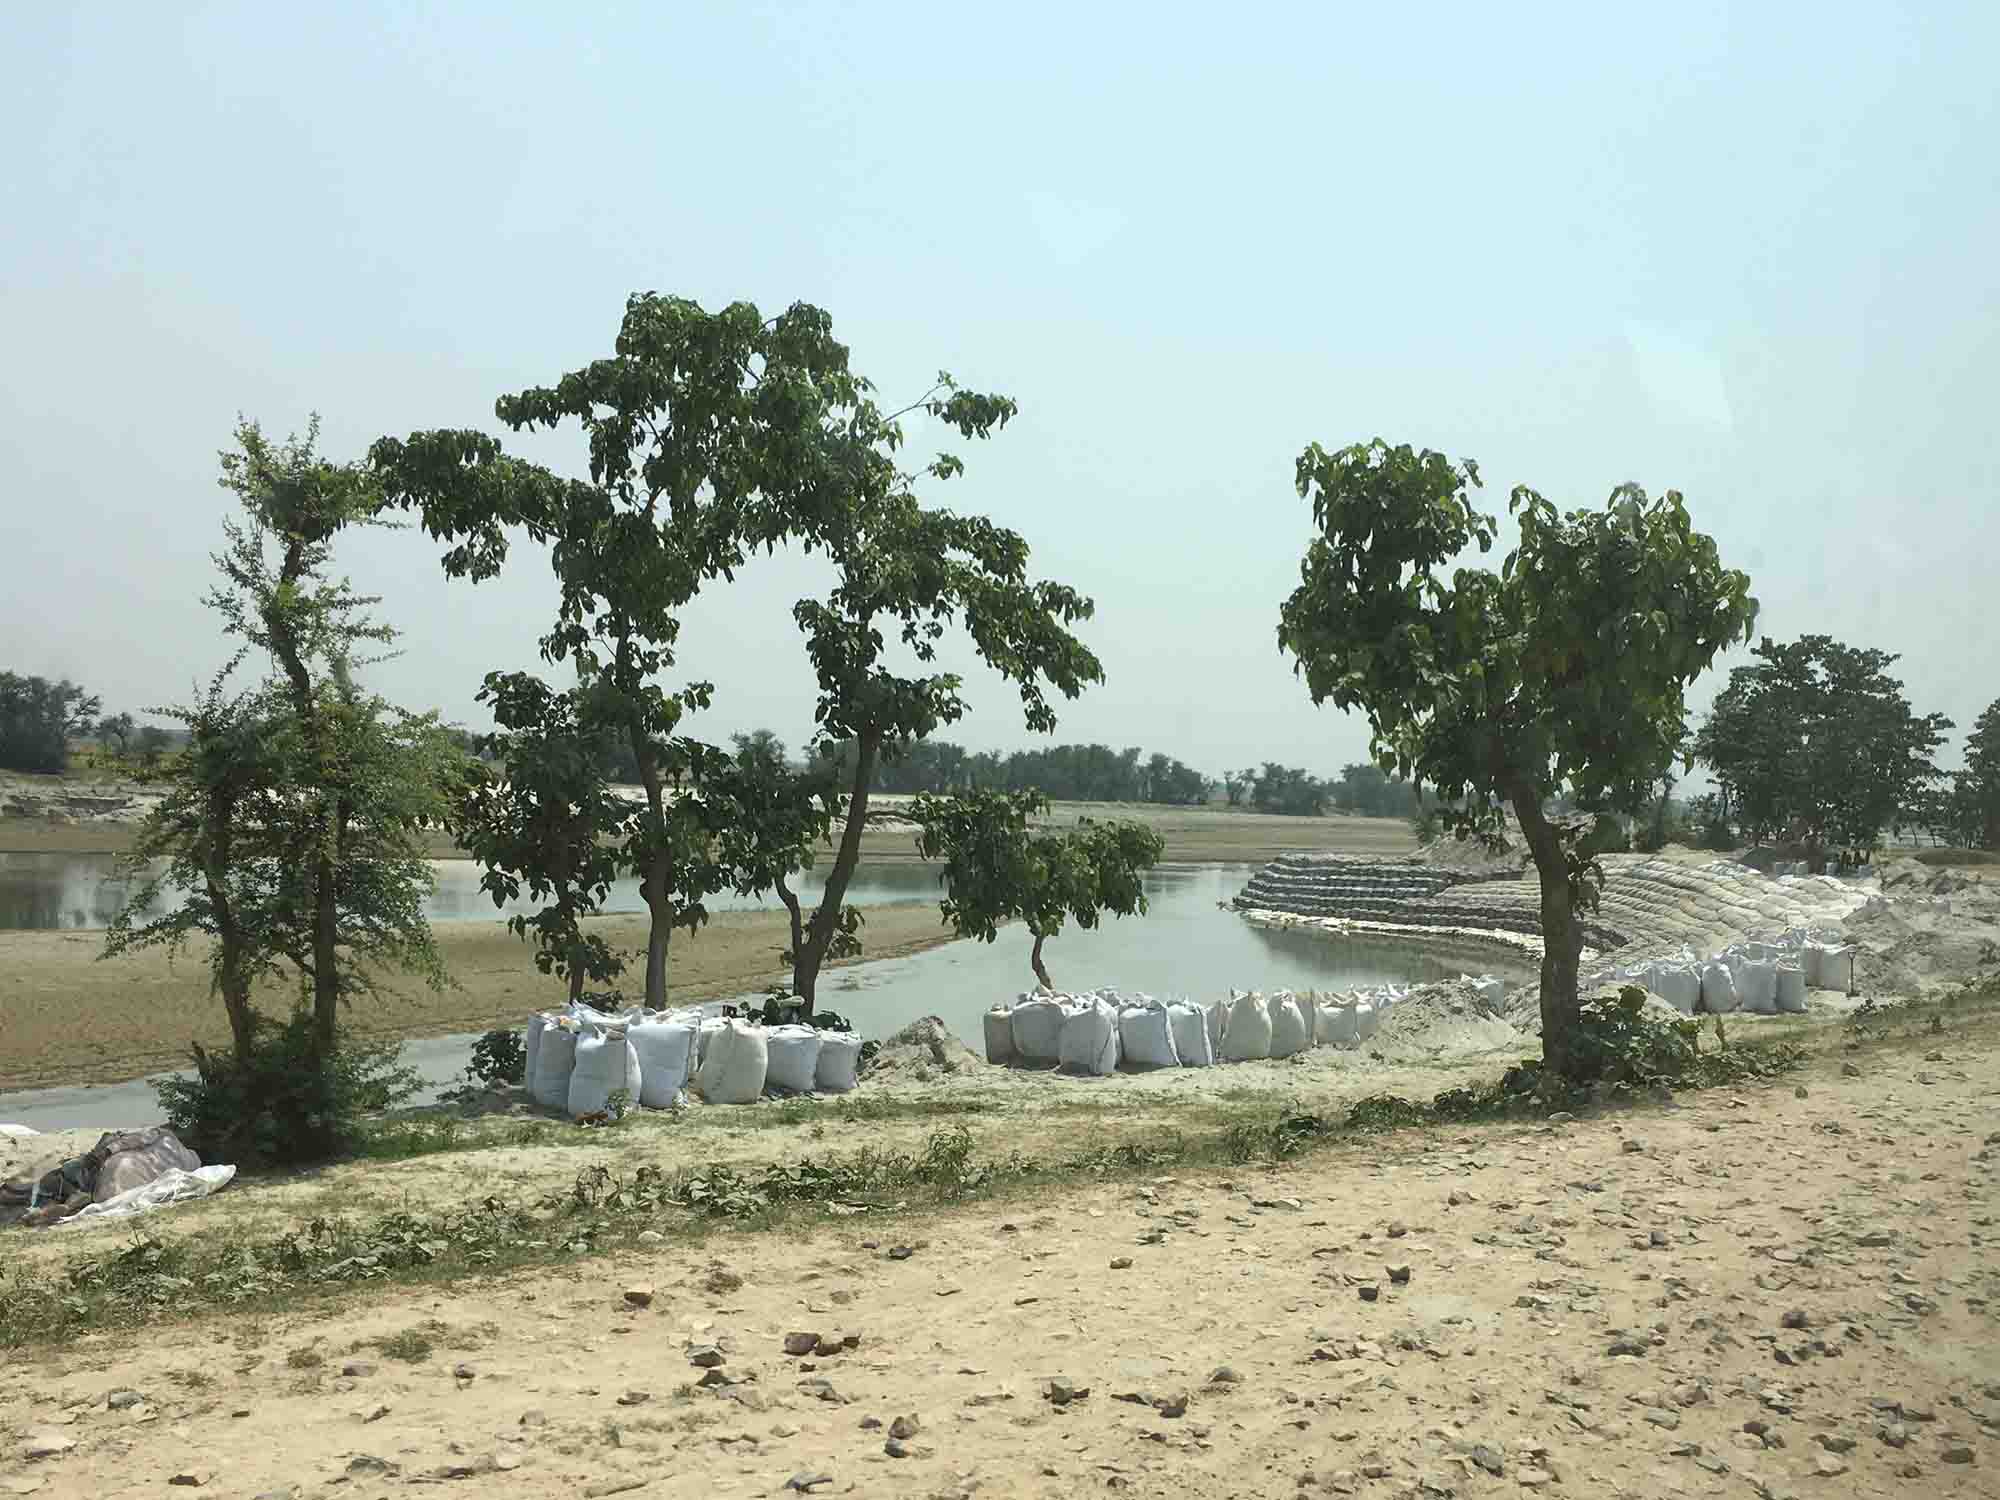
[5,3,1994,778]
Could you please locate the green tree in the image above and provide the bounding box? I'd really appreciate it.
[0,673,100,773]
[97,711,137,758]
[1250,762,1329,816]
[1276,440,1755,1080]
[1961,697,2000,850]
[1695,636,1952,866]
[135,724,173,768]
[910,787,1164,990]
[456,672,629,1004]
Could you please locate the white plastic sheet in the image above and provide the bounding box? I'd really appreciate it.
[53,1166,236,1230]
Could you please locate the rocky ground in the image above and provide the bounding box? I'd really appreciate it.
[3,1014,1994,1499]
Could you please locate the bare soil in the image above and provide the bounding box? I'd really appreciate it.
[0,905,957,1092]
[3,1012,1995,1499]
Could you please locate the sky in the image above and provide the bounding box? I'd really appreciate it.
[4,2,1995,779]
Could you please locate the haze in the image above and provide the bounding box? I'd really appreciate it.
[4,4,1994,776]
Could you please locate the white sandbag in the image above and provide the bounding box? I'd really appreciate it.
[1736,958,1778,1015]
[524,1013,547,1093]
[983,1006,1017,1065]
[814,1032,864,1093]
[1805,942,1852,991]
[569,999,643,1030]
[1268,990,1311,1057]
[765,1024,824,1093]
[1220,991,1272,1062]
[1699,961,1740,1014]
[1058,997,1121,1076]
[1204,999,1225,1058]
[53,1166,236,1230]
[1469,974,1507,1005]
[1353,998,1380,1041]
[629,1017,697,1107]
[1775,963,1807,1014]
[0,1124,38,1139]
[1316,1001,1360,1047]
[95,1130,202,1201]
[1651,965,1700,1014]
[696,1016,730,1063]
[531,1023,578,1112]
[568,1031,642,1117]
[1010,997,1067,1063]
[1167,1002,1213,1067]
[696,1020,769,1105]
[1119,1003,1180,1069]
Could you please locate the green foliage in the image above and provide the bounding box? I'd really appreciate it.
[909,787,1165,988]
[0,672,100,773]
[1695,635,1952,861]
[1275,439,1756,1078]
[1249,761,1328,816]
[155,1014,423,1167]
[467,1028,527,1087]
[1569,985,1703,1086]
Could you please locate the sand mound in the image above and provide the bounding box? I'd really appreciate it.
[1369,980,1524,1060]
[864,1015,985,1083]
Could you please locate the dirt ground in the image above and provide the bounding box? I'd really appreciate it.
[3,1018,1994,1499]
[0,905,958,1092]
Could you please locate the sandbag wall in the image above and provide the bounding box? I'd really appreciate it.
[523,1000,866,1115]
[1589,929,1855,1017]
[981,976,1505,1074]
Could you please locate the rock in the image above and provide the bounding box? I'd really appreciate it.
[1153,1392,1189,1419]
[623,1285,656,1308]
[1813,1434,1856,1454]
[1780,1310,1808,1330]
[1516,1467,1554,1487]
[360,1403,391,1424]
[783,1332,822,1356]
[1606,1338,1648,1357]
[635,1229,665,1246]
[1621,1138,1644,1154]
[1386,1264,1412,1285]
[1469,1444,1503,1475]
[341,1361,377,1378]
[1940,1446,1975,1465]
[1795,1085,1809,1099]
[518,1410,547,1427]
[1813,1453,1849,1477]
[860,1417,883,1430]
[1109,1257,1133,1270]
[1649,1229,1669,1248]
[688,1344,725,1368]
[1358,1284,1381,1302]
[784,1476,833,1494]
[1877,1422,1910,1448]
[883,1438,913,1458]
[1208,1367,1242,1385]
[1645,1408,1681,1430]
[887,1245,914,1261]
[19,1433,75,1461]
[1842,1062,1861,1077]
[1387,1221,1409,1238]
[104,1389,145,1410]
[615,1391,651,1406]
[168,1473,214,1488]
[452,1363,476,1381]
[1043,1379,1090,1406]
[889,1415,921,1440]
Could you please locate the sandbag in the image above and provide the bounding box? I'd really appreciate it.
[1651,965,1700,1014]
[696,1020,769,1105]
[814,1032,864,1093]
[765,1024,824,1093]
[1353,998,1380,1042]
[1316,1001,1359,1047]
[569,999,643,1030]
[1699,961,1740,1014]
[568,1031,642,1117]
[696,1016,729,1064]
[1736,958,1778,1015]
[1469,975,1507,1006]
[1010,996,1067,1062]
[1167,1002,1213,1067]
[1805,942,1851,991]
[1058,998,1121,1076]
[1775,963,1807,1014]
[531,1024,578,1112]
[629,1017,697,1107]
[983,1006,1016,1065]
[1220,991,1272,1062]
[524,1013,547,1094]
[1204,1000,1225,1059]
[1268,990,1311,1057]
[1119,1003,1180,1069]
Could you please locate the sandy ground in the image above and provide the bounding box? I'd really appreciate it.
[1,1018,1993,1499]
[0,905,958,1092]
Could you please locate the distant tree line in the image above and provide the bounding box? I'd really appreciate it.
[0,671,180,774]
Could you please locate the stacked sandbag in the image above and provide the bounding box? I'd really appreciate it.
[1058,996,1121,1076]
[1268,989,1312,1057]
[568,1027,642,1116]
[815,1032,864,1093]
[1315,998,1360,1047]
[1699,961,1741,1013]
[1203,1000,1226,1059]
[983,1004,1018,1064]
[1650,964,1700,1014]
[1220,990,1273,1061]
[765,1024,825,1093]
[524,1012,549,1093]
[1118,1000,1180,1068]
[1167,1001,1213,1067]
[696,1020,769,1104]
[1010,995,1067,1063]
[1352,997,1381,1042]
[629,1015,698,1107]
[1775,962,1807,1013]
[1735,956,1779,1015]
[531,1020,580,1112]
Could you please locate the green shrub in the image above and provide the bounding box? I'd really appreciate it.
[156,1013,423,1167]
[466,1028,527,1087]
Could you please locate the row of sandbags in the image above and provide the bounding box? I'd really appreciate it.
[982,986,1412,1074]
[1602,930,1853,1016]
[523,1002,865,1114]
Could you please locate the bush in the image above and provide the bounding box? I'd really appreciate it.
[156,1013,423,1167]
[466,1028,527,1087]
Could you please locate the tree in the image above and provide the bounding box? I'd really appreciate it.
[97,712,137,758]
[1695,636,1952,866]
[374,295,891,1008]
[0,673,100,773]
[1276,440,1755,1080]
[1250,762,1329,816]
[1222,767,1257,807]
[456,672,629,1004]
[910,788,1164,990]
[135,725,172,768]
[1961,698,2000,850]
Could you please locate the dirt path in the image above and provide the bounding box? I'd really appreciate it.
[5,1040,1993,1498]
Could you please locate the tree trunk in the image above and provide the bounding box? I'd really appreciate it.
[632,726,674,1010]
[1030,930,1053,991]
[1508,783,1584,1082]
[794,728,880,1015]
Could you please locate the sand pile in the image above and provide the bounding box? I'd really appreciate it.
[1368,979,1525,1060]
[865,1015,985,1083]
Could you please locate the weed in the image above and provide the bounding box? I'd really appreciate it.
[376,1328,435,1363]
[285,1346,323,1369]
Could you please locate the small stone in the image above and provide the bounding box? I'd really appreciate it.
[341,1361,377,1378]
[1606,1338,1648,1357]
[1649,1229,1669,1247]
[783,1332,821,1356]
[1358,1284,1380,1302]
[615,1390,651,1406]
[1386,1264,1412,1285]
[887,1245,914,1261]
[518,1410,547,1427]
[19,1433,75,1461]
[360,1403,391,1423]
[168,1473,214,1489]
[1744,1420,1769,1437]
[1645,1408,1681,1430]
[1941,1446,1975,1465]
[1386,1221,1409,1239]
[1208,1367,1242,1385]
[1781,1309,1808,1330]
[1516,1467,1553,1487]
[105,1389,145,1411]
[453,1363,476,1381]
[860,1416,883,1430]
[688,1344,725,1368]
[1621,1137,1644,1153]
[1841,1062,1861,1077]
[1795,1085,1809,1098]
[623,1285,656,1308]
[1109,1257,1133,1270]
[1814,1433,1855,1455]
[1877,1422,1910,1448]
[884,1438,912,1458]
[636,1229,665,1246]
[1813,1453,1848,1477]
[1470,1444,1503,1475]
[1043,1379,1090,1406]
[784,1477,833,1495]
[889,1415,921,1440]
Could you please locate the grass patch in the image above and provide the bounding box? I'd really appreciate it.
[375,1328,434,1363]
[284,1345,323,1369]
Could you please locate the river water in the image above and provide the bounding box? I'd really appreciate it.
[0,857,1532,1134]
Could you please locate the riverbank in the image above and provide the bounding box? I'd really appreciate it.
[0,904,959,1093]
